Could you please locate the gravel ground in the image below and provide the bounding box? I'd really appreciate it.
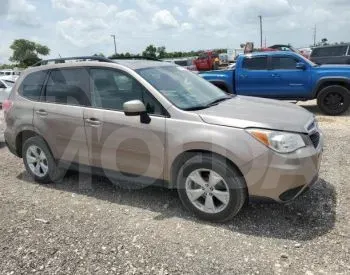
[0,102,349,275]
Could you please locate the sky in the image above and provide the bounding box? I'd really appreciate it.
[1,0,350,63]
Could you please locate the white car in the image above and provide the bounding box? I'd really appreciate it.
[0,69,21,82]
[0,78,14,107]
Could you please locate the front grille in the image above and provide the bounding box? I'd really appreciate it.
[309,132,320,148]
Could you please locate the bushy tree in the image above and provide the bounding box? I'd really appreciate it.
[10,39,50,67]
[142,45,157,59]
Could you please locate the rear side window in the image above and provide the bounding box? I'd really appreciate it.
[311,46,348,57]
[19,71,48,101]
[45,68,90,106]
[271,57,298,70]
[242,56,267,70]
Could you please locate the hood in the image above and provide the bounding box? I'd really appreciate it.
[195,96,314,133]
[315,64,350,73]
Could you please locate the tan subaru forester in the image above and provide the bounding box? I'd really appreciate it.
[3,56,323,222]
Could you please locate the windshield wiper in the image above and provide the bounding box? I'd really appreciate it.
[206,95,232,107]
[183,96,232,111]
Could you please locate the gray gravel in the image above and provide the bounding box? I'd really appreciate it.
[0,102,349,274]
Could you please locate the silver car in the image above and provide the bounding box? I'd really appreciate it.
[4,56,323,222]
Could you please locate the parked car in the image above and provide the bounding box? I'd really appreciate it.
[194,51,219,71]
[163,58,197,71]
[310,44,350,65]
[200,51,350,115]
[0,69,21,81]
[4,56,323,222]
[0,78,14,107]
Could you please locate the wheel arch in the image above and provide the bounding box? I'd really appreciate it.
[313,77,350,97]
[15,128,53,158]
[169,149,246,190]
[209,80,233,94]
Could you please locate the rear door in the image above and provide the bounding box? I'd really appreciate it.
[236,55,273,97]
[268,56,311,98]
[33,68,90,166]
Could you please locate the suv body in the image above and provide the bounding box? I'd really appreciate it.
[4,57,323,221]
[310,44,350,65]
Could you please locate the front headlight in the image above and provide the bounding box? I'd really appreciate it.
[246,129,306,153]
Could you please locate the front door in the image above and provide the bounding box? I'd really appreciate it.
[84,68,166,182]
[268,56,311,98]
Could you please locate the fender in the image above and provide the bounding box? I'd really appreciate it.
[312,76,350,98]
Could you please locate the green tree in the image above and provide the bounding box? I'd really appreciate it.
[9,39,50,67]
[142,44,157,59]
[156,46,166,59]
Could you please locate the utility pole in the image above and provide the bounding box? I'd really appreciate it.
[258,15,263,48]
[264,36,267,48]
[111,34,117,55]
[313,25,317,47]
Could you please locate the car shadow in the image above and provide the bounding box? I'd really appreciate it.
[16,171,336,241]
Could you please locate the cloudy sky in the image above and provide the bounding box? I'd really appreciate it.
[1,0,350,63]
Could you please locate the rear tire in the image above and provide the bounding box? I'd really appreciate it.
[177,154,247,222]
[317,85,350,115]
[23,136,65,184]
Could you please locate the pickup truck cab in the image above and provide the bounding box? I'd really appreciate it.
[200,51,350,115]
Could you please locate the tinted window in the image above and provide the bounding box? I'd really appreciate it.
[45,68,90,106]
[19,71,48,101]
[90,68,165,115]
[311,45,348,57]
[242,57,267,70]
[271,57,298,70]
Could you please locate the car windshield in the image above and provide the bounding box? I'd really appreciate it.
[136,66,231,110]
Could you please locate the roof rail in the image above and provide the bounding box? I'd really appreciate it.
[109,55,161,61]
[33,56,114,66]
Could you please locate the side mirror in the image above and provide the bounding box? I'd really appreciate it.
[296,62,306,70]
[123,100,146,116]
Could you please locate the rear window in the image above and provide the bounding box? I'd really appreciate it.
[19,71,48,101]
[311,45,348,57]
[45,68,90,106]
[242,56,267,70]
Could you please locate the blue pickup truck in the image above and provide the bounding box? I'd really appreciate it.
[200,51,350,115]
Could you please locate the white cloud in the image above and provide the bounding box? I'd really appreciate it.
[152,10,179,29]
[52,0,118,17]
[6,0,40,27]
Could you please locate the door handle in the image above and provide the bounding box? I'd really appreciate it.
[36,109,48,116]
[271,73,280,78]
[240,74,248,79]
[85,118,101,127]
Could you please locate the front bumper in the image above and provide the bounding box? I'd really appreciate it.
[241,131,323,202]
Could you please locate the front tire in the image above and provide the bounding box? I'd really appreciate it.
[317,85,350,115]
[177,154,247,222]
[23,136,65,184]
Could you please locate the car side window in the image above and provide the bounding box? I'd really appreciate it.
[45,68,90,106]
[242,56,267,70]
[0,81,6,89]
[90,68,165,116]
[19,70,48,101]
[271,57,298,70]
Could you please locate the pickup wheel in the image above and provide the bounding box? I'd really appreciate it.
[317,85,350,115]
[176,154,247,222]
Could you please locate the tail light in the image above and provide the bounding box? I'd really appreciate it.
[2,99,13,112]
